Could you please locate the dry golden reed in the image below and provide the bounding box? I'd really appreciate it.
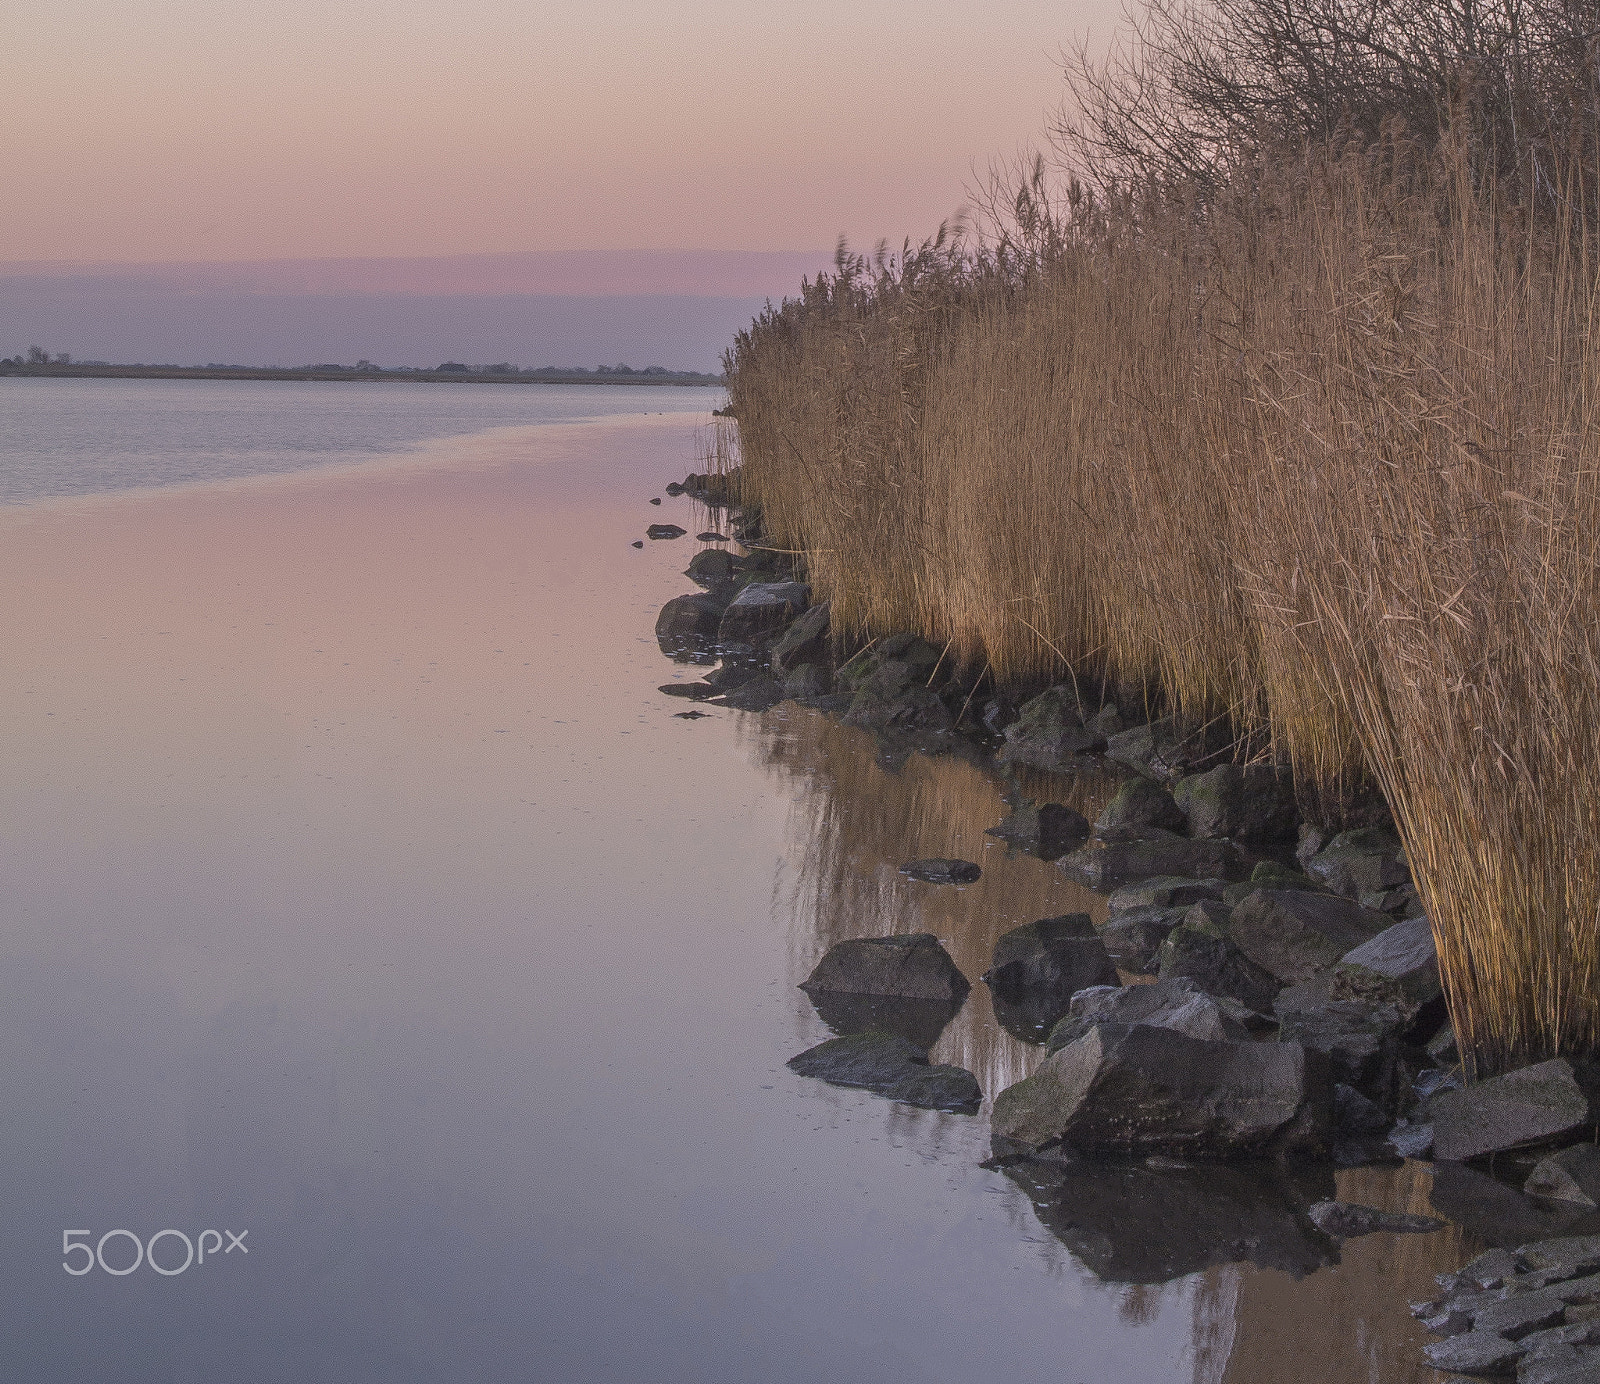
[721,144,1600,1075]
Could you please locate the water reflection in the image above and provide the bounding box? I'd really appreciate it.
[738,703,1481,1384]
[740,704,1121,1097]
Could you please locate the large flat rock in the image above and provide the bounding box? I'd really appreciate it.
[1227,888,1393,985]
[1433,1059,1593,1162]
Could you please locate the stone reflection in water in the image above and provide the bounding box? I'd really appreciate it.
[1214,1162,1473,1384]
[1004,1158,1339,1284]
[740,705,1122,1097]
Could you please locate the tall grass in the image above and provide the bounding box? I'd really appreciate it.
[722,142,1600,1076]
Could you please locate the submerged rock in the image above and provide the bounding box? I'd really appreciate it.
[1433,1059,1594,1162]
[1428,1162,1600,1250]
[998,686,1104,771]
[899,858,981,885]
[1173,763,1299,840]
[786,1031,981,1112]
[982,916,1117,1039]
[1307,1200,1443,1238]
[1227,888,1393,986]
[985,802,1091,858]
[685,548,739,587]
[646,523,687,539]
[719,674,785,711]
[800,933,970,1004]
[658,682,718,700]
[843,683,953,735]
[1000,1157,1337,1283]
[1059,836,1238,889]
[991,1022,1324,1159]
[1526,1147,1600,1209]
[655,591,730,652]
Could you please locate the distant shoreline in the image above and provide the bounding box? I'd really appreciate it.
[0,363,725,387]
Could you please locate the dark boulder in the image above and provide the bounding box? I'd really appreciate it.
[719,675,785,711]
[1307,1200,1443,1237]
[655,591,730,653]
[1058,836,1238,889]
[1421,1332,1527,1376]
[981,916,1117,1039]
[1303,826,1411,900]
[800,933,970,1004]
[999,1157,1337,1284]
[695,531,727,542]
[1432,1059,1594,1163]
[1044,976,1251,1054]
[770,601,830,670]
[1227,888,1393,986]
[786,1031,981,1112]
[1277,997,1405,1095]
[1172,763,1298,840]
[658,681,718,700]
[1329,914,1442,1016]
[780,662,831,700]
[984,802,1091,858]
[991,1022,1325,1158]
[998,686,1104,772]
[900,858,981,884]
[1158,911,1284,1015]
[646,523,687,539]
[1103,717,1231,784]
[1108,875,1225,912]
[1526,1147,1600,1209]
[1094,778,1186,840]
[1101,905,1188,975]
[843,683,953,735]
[717,582,809,644]
[685,548,739,587]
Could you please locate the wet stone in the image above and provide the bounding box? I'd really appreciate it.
[646,523,687,539]
[800,933,970,1004]
[1094,777,1185,840]
[900,858,981,885]
[1172,763,1298,841]
[982,915,1116,1040]
[785,1031,981,1113]
[1433,1059,1593,1162]
[1101,905,1188,975]
[1527,1147,1600,1210]
[1228,888,1394,986]
[1307,1199,1443,1238]
[1107,875,1225,913]
[1059,836,1238,890]
[1423,1331,1526,1376]
[719,675,785,712]
[1044,977,1250,1054]
[658,682,718,700]
[984,802,1090,859]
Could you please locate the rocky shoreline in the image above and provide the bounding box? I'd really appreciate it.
[647,476,1600,1381]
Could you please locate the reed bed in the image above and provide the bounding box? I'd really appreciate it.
[720,142,1600,1076]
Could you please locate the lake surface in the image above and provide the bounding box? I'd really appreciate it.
[0,379,1469,1382]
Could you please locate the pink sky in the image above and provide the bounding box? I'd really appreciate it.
[4,0,1121,277]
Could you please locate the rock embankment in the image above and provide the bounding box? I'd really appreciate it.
[649,469,1600,1321]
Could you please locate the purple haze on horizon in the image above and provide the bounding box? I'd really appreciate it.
[0,250,837,372]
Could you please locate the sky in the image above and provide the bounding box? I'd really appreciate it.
[1,0,1124,367]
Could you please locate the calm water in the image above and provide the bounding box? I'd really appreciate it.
[0,380,1468,1382]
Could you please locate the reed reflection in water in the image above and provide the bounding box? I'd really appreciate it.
[739,703,1123,1098]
